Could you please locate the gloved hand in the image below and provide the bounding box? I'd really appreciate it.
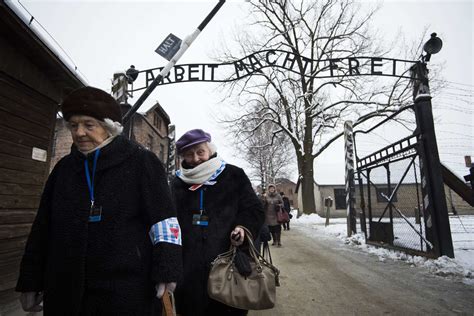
[19,291,43,312]
[230,226,245,246]
[155,282,177,298]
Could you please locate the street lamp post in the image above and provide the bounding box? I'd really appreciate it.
[410,33,454,258]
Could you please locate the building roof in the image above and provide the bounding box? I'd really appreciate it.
[146,101,171,125]
[1,1,86,96]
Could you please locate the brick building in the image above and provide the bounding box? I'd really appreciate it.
[296,181,473,217]
[126,102,170,164]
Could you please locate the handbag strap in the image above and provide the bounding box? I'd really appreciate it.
[239,226,278,274]
[262,242,273,264]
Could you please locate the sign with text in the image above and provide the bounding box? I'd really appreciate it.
[130,49,419,92]
[155,33,182,61]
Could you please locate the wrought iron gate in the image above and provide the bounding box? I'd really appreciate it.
[355,131,438,257]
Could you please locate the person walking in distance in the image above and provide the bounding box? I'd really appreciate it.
[263,184,284,247]
[280,192,291,231]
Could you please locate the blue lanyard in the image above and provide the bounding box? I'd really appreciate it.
[199,188,204,211]
[85,149,100,206]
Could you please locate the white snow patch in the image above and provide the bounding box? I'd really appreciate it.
[293,213,474,284]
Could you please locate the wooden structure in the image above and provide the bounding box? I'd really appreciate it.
[0,1,85,313]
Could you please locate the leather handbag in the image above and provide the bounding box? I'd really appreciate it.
[277,209,290,223]
[207,226,280,310]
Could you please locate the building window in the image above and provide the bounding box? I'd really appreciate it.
[159,144,165,162]
[376,187,398,203]
[289,188,293,194]
[154,113,162,131]
[148,134,153,151]
[334,188,346,209]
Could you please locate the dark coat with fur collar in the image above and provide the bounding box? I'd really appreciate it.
[172,163,264,315]
[16,136,182,315]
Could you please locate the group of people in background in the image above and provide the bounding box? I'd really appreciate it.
[260,185,292,248]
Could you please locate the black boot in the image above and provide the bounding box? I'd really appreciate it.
[277,232,282,247]
[271,232,276,246]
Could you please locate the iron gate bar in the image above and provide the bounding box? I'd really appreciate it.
[367,169,373,230]
[353,105,414,159]
[385,164,394,234]
[413,158,424,251]
[379,192,434,249]
[360,155,417,223]
[357,134,419,170]
[360,154,436,255]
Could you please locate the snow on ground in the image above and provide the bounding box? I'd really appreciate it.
[292,212,474,285]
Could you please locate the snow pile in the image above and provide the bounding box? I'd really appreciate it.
[293,213,474,283]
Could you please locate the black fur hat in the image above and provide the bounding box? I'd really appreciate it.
[61,86,122,123]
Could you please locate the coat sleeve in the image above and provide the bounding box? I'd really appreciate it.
[234,168,265,239]
[16,161,61,292]
[140,150,182,284]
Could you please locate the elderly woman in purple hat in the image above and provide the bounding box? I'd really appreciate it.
[15,86,182,315]
[172,129,264,316]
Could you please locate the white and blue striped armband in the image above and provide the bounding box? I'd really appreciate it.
[149,217,182,246]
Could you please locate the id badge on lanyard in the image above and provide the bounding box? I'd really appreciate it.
[85,149,102,222]
[192,188,208,226]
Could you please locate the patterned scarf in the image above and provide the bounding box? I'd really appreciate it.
[176,156,226,189]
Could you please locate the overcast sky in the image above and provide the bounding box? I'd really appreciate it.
[13,0,473,184]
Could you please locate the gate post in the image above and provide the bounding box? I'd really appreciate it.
[410,61,454,258]
[344,121,357,236]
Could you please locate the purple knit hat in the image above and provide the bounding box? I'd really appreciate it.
[176,129,211,153]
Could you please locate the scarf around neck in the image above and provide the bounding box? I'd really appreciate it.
[176,156,226,186]
[80,135,117,156]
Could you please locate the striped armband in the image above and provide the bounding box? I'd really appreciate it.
[149,217,182,246]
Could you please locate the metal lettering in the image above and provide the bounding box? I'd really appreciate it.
[234,60,250,78]
[127,52,419,92]
[146,70,155,88]
[188,64,200,81]
[174,66,185,81]
[349,58,360,75]
[371,57,383,75]
[282,52,297,70]
[266,50,277,65]
[207,64,218,81]
[248,54,263,71]
[329,59,341,77]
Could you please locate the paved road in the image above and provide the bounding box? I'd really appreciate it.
[249,224,474,316]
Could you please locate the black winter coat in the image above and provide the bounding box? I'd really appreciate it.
[16,136,182,315]
[172,163,264,315]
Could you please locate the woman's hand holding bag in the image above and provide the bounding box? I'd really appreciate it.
[207,226,280,310]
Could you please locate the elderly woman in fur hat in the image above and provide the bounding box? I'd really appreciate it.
[172,129,264,316]
[264,184,284,247]
[16,86,182,315]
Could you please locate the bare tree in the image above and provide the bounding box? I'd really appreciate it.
[232,113,293,191]
[218,0,426,213]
